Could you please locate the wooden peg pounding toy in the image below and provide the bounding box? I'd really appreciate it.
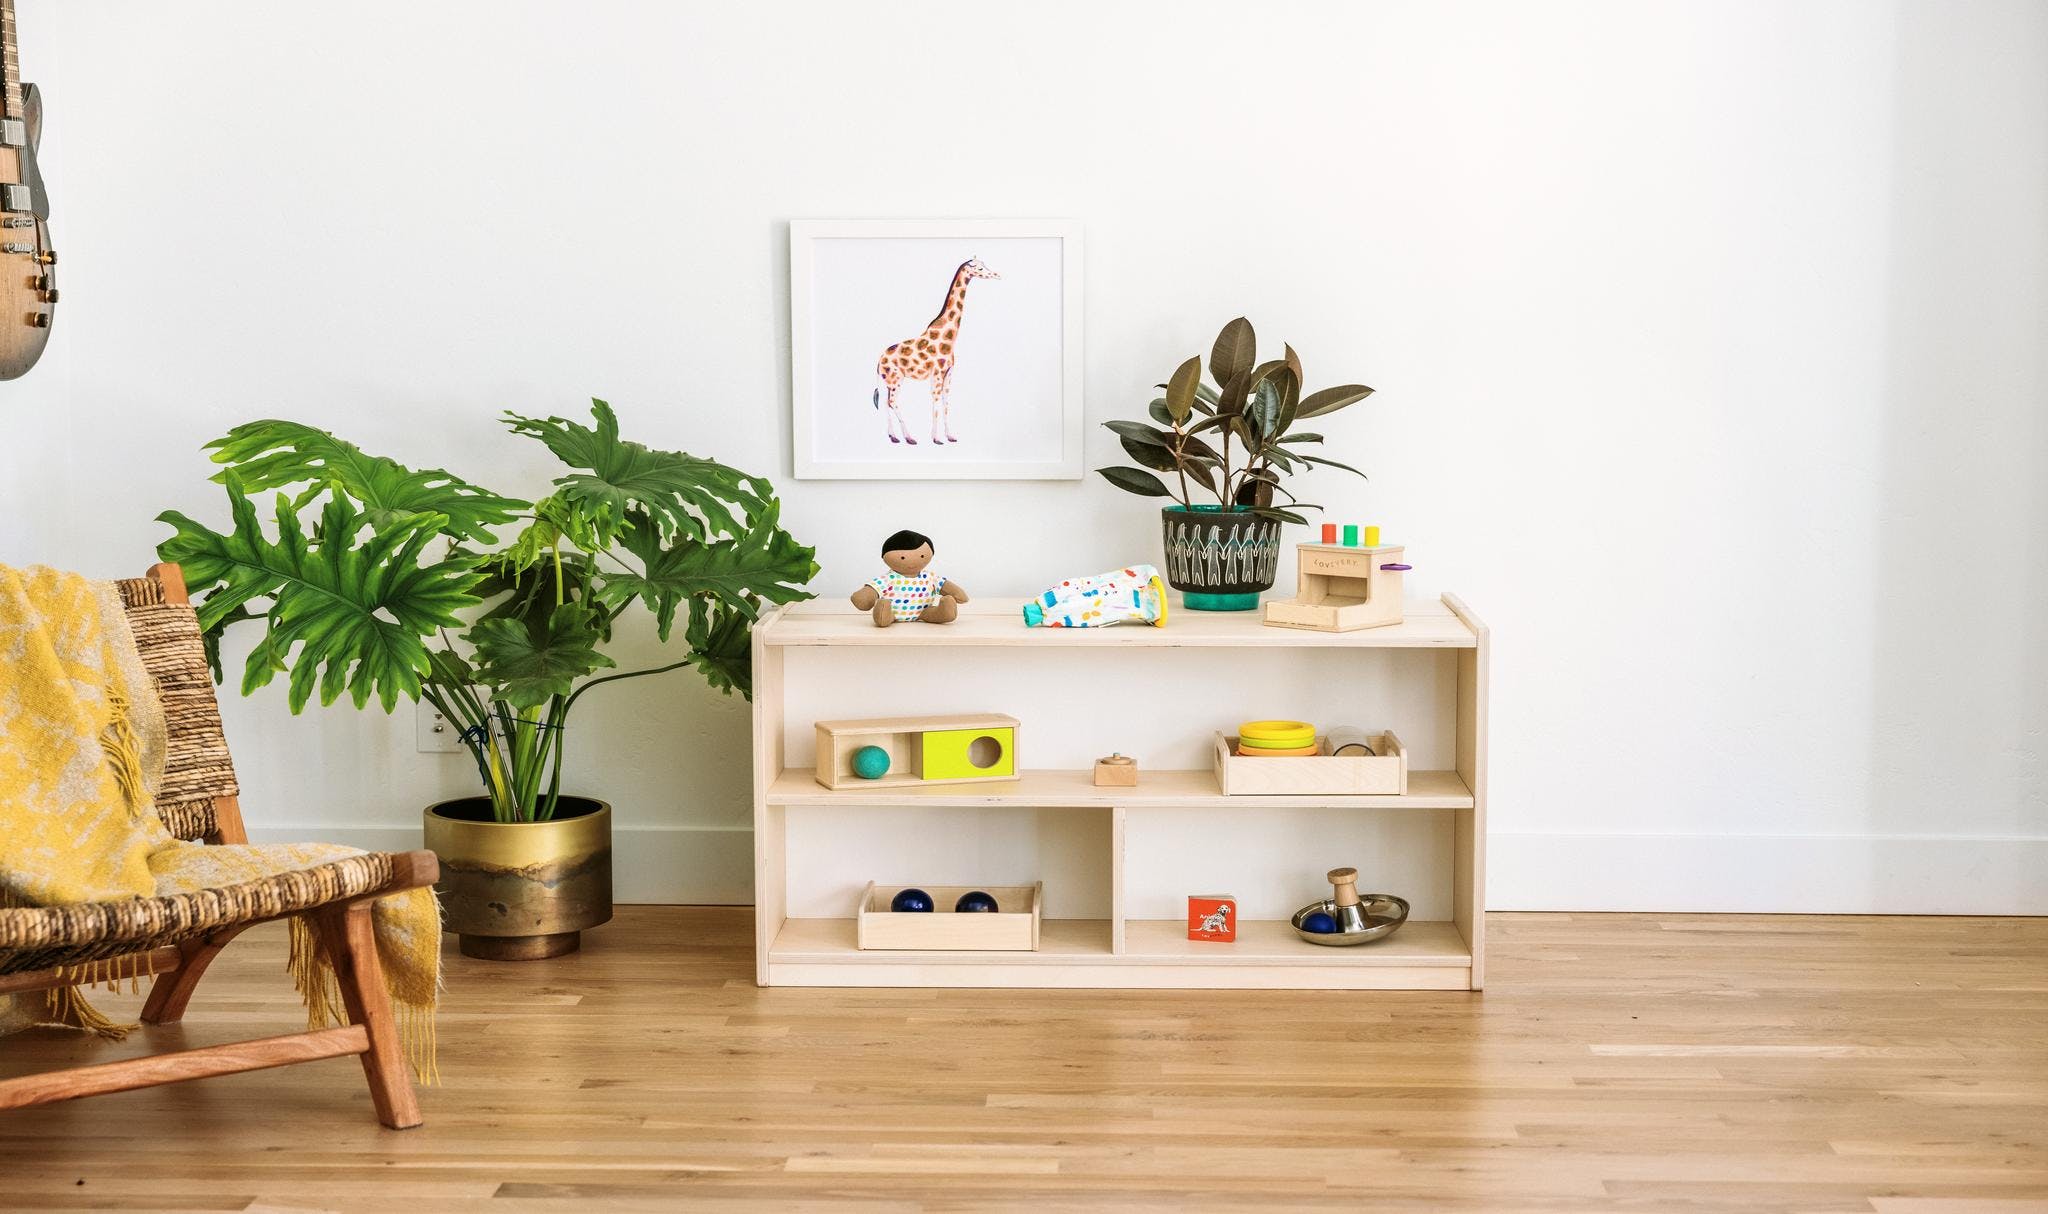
[849,529,970,627]
[1326,866,1369,932]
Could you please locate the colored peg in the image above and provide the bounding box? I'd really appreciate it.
[1363,526,1381,546]
[1321,523,1338,544]
[1342,524,1359,547]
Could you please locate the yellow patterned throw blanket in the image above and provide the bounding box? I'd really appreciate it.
[0,565,440,1079]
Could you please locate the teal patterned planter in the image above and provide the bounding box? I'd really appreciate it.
[1160,505,1281,611]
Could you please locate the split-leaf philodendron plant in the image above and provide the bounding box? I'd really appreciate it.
[1096,316,1375,523]
[157,400,820,823]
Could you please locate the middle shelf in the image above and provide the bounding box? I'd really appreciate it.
[765,766,1474,808]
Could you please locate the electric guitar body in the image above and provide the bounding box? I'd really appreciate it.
[0,0,55,381]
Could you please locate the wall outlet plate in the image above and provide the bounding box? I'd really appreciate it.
[416,702,467,753]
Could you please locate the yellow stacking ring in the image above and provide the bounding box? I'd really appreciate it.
[1236,740,1320,757]
[1237,720,1316,748]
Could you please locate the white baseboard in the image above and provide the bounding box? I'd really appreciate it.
[1488,832,2048,914]
[246,824,755,906]
[250,826,2048,915]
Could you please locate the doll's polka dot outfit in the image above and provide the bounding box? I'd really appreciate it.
[868,570,946,621]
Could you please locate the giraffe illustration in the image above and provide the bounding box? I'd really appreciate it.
[871,256,1000,445]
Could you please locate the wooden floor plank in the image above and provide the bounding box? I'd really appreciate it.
[1,907,2044,1211]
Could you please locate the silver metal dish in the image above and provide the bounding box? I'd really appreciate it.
[1290,893,1409,946]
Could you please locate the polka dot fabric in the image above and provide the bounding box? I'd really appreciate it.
[867,570,946,621]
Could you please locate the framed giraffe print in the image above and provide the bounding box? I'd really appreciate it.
[789,219,1084,480]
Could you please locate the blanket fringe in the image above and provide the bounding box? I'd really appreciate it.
[286,915,437,1085]
[100,686,152,819]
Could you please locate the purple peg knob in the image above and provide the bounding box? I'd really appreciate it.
[1379,563,1412,571]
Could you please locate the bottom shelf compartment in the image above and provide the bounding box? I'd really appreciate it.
[764,917,1473,989]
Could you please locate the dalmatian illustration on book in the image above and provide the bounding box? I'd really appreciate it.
[1187,895,1237,942]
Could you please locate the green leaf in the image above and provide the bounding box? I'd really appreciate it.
[1103,419,1177,447]
[595,500,819,641]
[1299,453,1369,478]
[469,601,616,710]
[1147,396,1175,426]
[1191,382,1220,415]
[503,399,772,547]
[682,597,754,697]
[1253,506,1310,526]
[1119,434,1181,473]
[157,476,486,712]
[1096,466,1173,497]
[1277,432,1324,444]
[1284,343,1303,386]
[1165,356,1202,424]
[1297,384,1375,418]
[204,420,526,546]
[1252,377,1284,437]
[1210,317,1256,388]
[1214,368,1251,418]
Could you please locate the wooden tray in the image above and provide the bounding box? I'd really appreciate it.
[1211,731,1408,795]
[855,882,1043,951]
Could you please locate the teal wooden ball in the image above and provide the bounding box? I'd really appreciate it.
[852,746,891,780]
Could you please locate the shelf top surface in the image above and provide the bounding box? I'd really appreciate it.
[761,594,1482,648]
[767,766,1474,808]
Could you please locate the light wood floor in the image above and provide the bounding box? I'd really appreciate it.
[3,908,2045,1212]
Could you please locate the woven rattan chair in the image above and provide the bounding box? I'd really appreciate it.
[0,563,439,1128]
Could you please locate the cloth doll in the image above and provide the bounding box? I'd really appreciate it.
[1022,564,1168,628]
[849,529,970,626]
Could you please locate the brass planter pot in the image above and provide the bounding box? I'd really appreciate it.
[423,796,613,961]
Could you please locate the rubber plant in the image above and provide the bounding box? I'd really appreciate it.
[1096,316,1375,523]
[157,399,819,823]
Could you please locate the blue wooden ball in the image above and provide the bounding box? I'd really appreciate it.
[954,890,1000,913]
[1301,911,1339,934]
[890,887,934,913]
[852,745,891,780]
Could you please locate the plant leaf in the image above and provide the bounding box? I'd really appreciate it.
[204,420,526,546]
[596,500,820,642]
[469,601,616,710]
[157,476,486,712]
[1096,466,1173,497]
[1210,317,1256,388]
[681,596,754,697]
[1299,453,1370,478]
[1284,343,1303,385]
[1297,384,1375,418]
[503,399,772,547]
[1214,368,1251,418]
[1277,432,1324,444]
[1253,506,1310,526]
[1165,356,1202,424]
[1119,434,1181,473]
[1147,396,1175,426]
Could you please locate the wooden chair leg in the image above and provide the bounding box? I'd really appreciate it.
[140,927,246,1025]
[311,902,423,1130]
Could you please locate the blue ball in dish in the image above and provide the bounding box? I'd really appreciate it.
[954,890,1000,913]
[890,887,934,913]
[1301,910,1339,934]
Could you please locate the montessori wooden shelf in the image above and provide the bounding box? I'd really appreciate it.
[764,766,1475,808]
[751,593,1489,992]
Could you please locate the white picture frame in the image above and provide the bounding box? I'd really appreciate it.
[789,218,1084,480]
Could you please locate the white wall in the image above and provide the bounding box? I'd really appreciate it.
[3,1,2042,912]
